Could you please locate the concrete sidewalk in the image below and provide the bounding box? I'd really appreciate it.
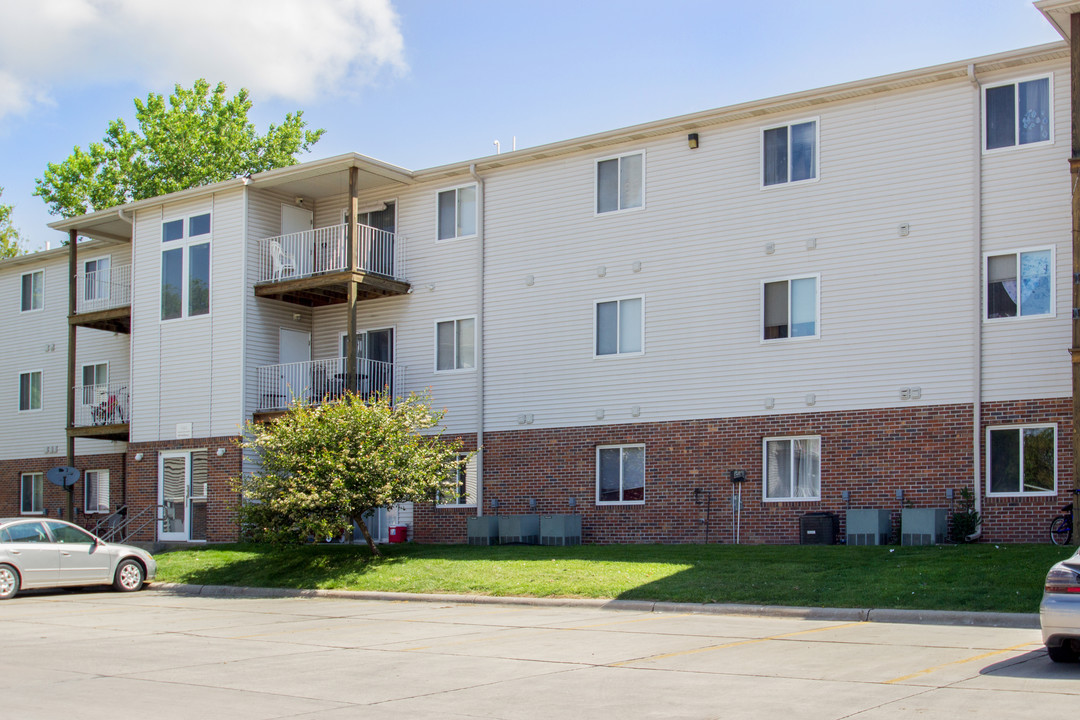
[149,581,1040,629]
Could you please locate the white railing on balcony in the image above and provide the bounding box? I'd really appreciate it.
[72,382,129,427]
[256,358,406,411]
[76,264,132,314]
[255,223,404,284]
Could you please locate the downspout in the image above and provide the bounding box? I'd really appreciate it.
[968,63,983,540]
[469,164,485,516]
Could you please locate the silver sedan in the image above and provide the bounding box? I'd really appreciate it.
[0,517,156,600]
[1041,547,1080,662]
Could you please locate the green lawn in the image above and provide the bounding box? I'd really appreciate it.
[153,542,1076,614]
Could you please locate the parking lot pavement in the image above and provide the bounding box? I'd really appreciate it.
[2,588,1078,719]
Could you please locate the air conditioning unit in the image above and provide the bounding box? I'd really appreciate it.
[845,509,891,546]
[901,508,948,546]
[799,512,837,545]
[540,514,582,546]
[498,514,539,545]
[466,516,499,545]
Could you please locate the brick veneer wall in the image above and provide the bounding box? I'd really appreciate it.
[0,453,126,525]
[414,401,1074,545]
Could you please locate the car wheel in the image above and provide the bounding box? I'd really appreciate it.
[113,559,145,592]
[0,563,19,600]
[1047,644,1079,663]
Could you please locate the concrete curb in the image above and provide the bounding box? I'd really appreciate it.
[147,583,1040,629]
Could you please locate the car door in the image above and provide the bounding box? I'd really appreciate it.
[0,521,60,588]
[44,521,113,584]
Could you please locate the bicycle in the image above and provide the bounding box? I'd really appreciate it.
[1051,498,1075,546]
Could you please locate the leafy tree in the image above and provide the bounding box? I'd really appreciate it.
[0,187,24,258]
[35,79,324,218]
[237,392,467,557]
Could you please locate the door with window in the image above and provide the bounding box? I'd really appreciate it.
[158,450,209,542]
[342,328,394,399]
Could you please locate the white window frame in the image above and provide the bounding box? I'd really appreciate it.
[593,295,646,358]
[433,316,477,373]
[437,452,477,508]
[160,212,212,323]
[594,150,646,215]
[80,361,109,407]
[435,184,478,242]
[595,444,646,506]
[983,246,1055,322]
[20,472,44,515]
[18,369,43,412]
[82,254,112,303]
[981,73,1054,153]
[84,469,110,514]
[762,435,822,502]
[986,423,1057,498]
[20,269,44,313]
[760,117,820,189]
[760,273,821,343]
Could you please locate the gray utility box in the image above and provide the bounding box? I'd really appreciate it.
[540,514,582,546]
[846,510,891,546]
[498,514,540,544]
[466,516,500,546]
[901,508,949,546]
[800,513,838,545]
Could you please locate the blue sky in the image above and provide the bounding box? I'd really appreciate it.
[0,0,1062,251]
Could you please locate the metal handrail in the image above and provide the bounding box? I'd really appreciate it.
[93,504,161,543]
[256,223,405,284]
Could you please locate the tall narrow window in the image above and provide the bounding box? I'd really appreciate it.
[83,257,111,302]
[596,445,645,504]
[21,473,43,514]
[161,213,211,320]
[986,249,1053,319]
[985,76,1051,150]
[435,318,476,371]
[20,270,43,312]
[85,470,110,514]
[596,152,644,213]
[763,276,818,340]
[81,363,108,406]
[439,453,478,506]
[437,185,477,240]
[763,120,817,186]
[18,371,42,411]
[764,436,821,501]
[987,425,1056,496]
[595,297,643,356]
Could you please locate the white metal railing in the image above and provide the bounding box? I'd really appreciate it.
[256,358,406,411]
[255,224,404,284]
[72,381,129,427]
[76,264,132,313]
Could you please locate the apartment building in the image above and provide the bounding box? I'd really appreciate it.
[1,25,1076,545]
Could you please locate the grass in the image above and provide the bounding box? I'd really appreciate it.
[152,542,1077,614]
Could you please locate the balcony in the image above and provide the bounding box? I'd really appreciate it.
[68,381,129,441]
[70,264,132,333]
[253,224,410,307]
[254,357,406,419]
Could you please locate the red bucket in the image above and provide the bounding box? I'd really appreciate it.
[388,525,408,543]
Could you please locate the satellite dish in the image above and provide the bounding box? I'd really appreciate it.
[46,466,80,488]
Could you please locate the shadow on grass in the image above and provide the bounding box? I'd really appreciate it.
[155,542,1075,613]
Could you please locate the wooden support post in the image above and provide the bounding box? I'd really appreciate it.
[1071,13,1080,544]
[66,228,77,521]
[346,168,359,394]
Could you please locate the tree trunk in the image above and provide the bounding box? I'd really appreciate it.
[352,514,381,558]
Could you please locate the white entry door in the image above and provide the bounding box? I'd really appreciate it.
[279,328,311,406]
[159,452,190,541]
[281,204,314,275]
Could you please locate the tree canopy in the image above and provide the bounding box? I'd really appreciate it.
[0,187,24,258]
[34,79,325,218]
[237,392,467,557]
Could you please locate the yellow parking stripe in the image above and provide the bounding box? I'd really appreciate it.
[884,641,1039,684]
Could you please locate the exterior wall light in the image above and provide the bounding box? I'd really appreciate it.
[687,133,699,149]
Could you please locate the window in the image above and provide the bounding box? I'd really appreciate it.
[595,297,643,356]
[161,212,211,320]
[2,521,47,542]
[20,270,43,312]
[763,436,821,501]
[20,473,43,514]
[987,425,1056,496]
[18,371,42,411]
[596,152,644,213]
[986,249,1053,319]
[984,76,1052,151]
[437,185,477,240]
[435,318,476,371]
[597,445,645,504]
[439,453,477,507]
[45,521,96,544]
[762,119,818,186]
[83,256,111,302]
[81,362,108,406]
[85,470,110,514]
[763,276,818,340]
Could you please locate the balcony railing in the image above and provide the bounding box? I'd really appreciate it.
[72,382,129,427]
[76,264,132,314]
[256,358,406,411]
[256,224,404,284]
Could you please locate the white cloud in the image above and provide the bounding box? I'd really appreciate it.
[0,0,406,120]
